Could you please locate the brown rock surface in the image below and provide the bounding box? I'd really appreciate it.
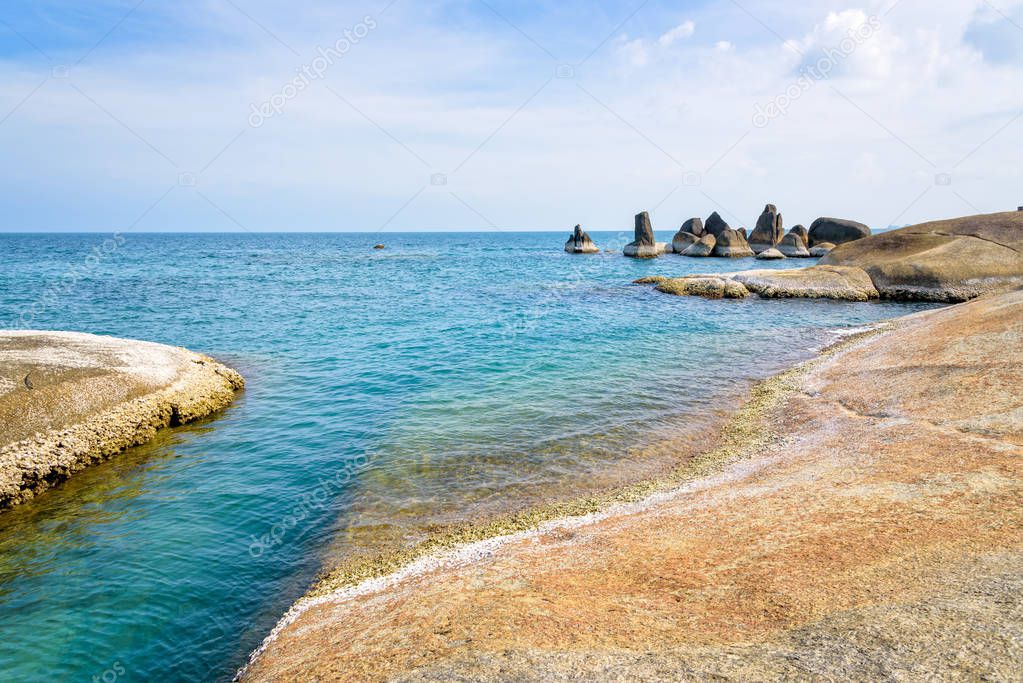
[243,289,1023,682]
[730,265,879,300]
[654,277,749,299]
[0,331,243,510]
[821,210,1023,301]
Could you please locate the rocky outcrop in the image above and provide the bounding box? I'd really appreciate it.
[809,242,836,257]
[789,225,809,245]
[704,212,730,238]
[808,217,871,246]
[681,233,716,257]
[564,224,599,253]
[624,212,666,258]
[654,277,749,299]
[670,231,699,254]
[820,211,1023,301]
[777,232,811,258]
[244,289,1023,683]
[681,217,704,237]
[729,266,879,301]
[755,248,785,260]
[748,204,784,253]
[712,228,755,258]
[0,332,244,510]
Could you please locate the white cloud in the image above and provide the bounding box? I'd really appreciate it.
[714,41,733,52]
[658,21,695,46]
[619,37,650,66]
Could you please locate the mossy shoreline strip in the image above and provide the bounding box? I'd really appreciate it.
[308,323,894,597]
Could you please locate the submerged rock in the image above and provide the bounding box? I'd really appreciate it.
[373,244,385,250]
[729,265,879,301]
[808,217,871,246]
[624,212,666,258]
[821,210,1023,301]
[564,224,599,254]
[681,233,716,257]
[654,276,749,299]
[704,212,731,238]
[756,248,786,260]
[777,232,811,257]
[712,229,755,258]
[749,204,784,253]
[809,242,836,257]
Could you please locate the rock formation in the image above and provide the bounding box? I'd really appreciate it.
[748,204,784,253]
[789,225,809,246]
[807,217,871,246]
[777,232,811,257]
[704,212,730,238]
[624,212,666,258]
[728,266,880,301]
[712,228,755,258]
[809,242,836,257]
[681,217,704,237]
[564,224,599,254]
[821,210,1023,301]
[654,277,749,299]
[755,248,785,260]
[681,233,716,257]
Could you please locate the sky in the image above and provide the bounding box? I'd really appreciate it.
[0,0,1021,232]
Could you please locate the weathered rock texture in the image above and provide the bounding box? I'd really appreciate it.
[703,212,730,238]
[730,266,879,301]
[789,224,809,245]
[755,248,785,260]
[624,212,666,258]
[681,234,715,257]
[821,210,1023,301]
[681,217,704,237]
[670,231,699,254]
[712,228,755,258]
[809,242,836,257]
[564,224,599,253]
[0,331,243,510]
[243,288,1023,683]
[748,204,784,253]
[777,232,811,258]
[808,217,871,246]
[654,277,749,299]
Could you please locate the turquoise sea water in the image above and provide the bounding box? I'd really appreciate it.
[0,232,937,681]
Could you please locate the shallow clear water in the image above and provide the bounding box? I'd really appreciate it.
[0,231,936,681]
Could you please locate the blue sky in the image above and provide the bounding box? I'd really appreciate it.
[1,0,1021,231]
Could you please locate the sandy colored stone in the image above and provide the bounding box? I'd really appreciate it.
[654,277,749,299]
[242,290,1023,683]
[822,210,1023,301]
[729,265,879,301]
[0,331,243,510]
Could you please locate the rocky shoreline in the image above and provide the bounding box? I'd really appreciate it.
[0,331,244,510]
[241,287,1023,681]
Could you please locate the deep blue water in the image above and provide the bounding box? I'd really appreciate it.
[0,231,936,681]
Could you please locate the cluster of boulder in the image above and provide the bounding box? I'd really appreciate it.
[565,206,873,260]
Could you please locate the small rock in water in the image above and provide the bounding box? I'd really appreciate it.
[373,244,385,249]
[624,211,666,258]
[756,248,786,260]
[777,232,811,257]
[655,276,749,299]
[564,224,599,253]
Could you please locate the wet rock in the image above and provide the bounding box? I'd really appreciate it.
[712,229,755,258]
[564,224,599,254]
[749,204,784,253]
[681,233,716,257]
[777,232,811,257]
[755,248,786,260]
[808,217,871,246]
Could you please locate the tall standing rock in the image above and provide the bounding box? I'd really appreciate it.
[564,224,599,253]
[808,217,871,246]
[704,212,731,238]
[748,204,784,253]
[624,211,666,258]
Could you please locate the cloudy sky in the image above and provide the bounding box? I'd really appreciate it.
[1,0,1021,231]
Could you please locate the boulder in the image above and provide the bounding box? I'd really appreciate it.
[373,244,385,250]
[820,211,1023,301]
[712,228,755,258]
[633,276,669,285]
[789,224,809,245]
[704,212,730,238]
[729,266,880,301]
[670,231,700,253]
[748,204,784,253]
[755,248,785,260]
[564,224,599,253]
[681,217,704,237]
[738,227,748,239]
[681,234,715,257]
[624,211,666,258]
[777,232,811,257]
[809,242,836,257]
[654,276,749,299]
[808,217,871,246]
